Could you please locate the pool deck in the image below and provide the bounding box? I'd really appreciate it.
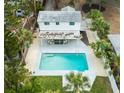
[25,37,107,91]
[25,38,107,77]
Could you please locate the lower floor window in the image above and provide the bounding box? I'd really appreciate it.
[54,40,64,44]
[47,39,68,45]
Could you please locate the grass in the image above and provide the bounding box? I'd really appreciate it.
[85,76,113,93]
[32,76,62,92]
[32,76,113,93]
[90,76,113,93]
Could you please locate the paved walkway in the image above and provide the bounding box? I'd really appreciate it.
[89,48,107,76]
[86,30,100,43]
[25,38,41,72]
[86,29,107,76]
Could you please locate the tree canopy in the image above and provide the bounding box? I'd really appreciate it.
[64,72,90,93]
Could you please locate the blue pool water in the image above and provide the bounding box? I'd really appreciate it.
[39,53,88,71]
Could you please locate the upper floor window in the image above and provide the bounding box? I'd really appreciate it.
[69,22,75,25]
[44,22,49,25]
[56,22,59,25]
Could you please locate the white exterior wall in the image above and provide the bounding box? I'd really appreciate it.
[38,22,81,31]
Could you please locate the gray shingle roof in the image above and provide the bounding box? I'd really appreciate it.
[61,6,75,11]
[37,11,81,22]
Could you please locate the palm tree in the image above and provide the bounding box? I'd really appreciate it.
[90,42,102,58]
[87,9,103,20]
[64,72,90,93]
[90,40,113,58]
[91,18,110,39]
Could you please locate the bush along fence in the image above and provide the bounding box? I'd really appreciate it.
[87,9,120,93]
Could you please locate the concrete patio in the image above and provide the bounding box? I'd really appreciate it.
[25,38,107,77]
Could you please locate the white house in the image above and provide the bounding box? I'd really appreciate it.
[37,6,82,44]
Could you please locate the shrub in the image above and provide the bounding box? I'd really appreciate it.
[87,9,103,20]
[91,18,110,39]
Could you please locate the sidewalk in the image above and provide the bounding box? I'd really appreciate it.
[25,38,41,72]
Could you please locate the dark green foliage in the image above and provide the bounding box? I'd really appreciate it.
[91,18,110,39]
[4,29,20,58]
[16,28,33,49]
[36,1,44,14]
[4,60,31,93]
[4,60,62,93]
[69,0,74,7]
[64,72,90,93]
[4,28,33,61]
[90,40,113,58]
[30,76,62,93]
[87,9,103,20]
[90,33,120,88]
[87,9,110,39]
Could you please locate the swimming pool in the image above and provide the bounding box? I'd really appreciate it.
[39,53,88,71]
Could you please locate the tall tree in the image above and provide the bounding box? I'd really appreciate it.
[4,29,20,60]
[15,28,33,63]
[64,72,90,93]
[20,0,37,17]
[4,60,31,93]
[5,28,33,63]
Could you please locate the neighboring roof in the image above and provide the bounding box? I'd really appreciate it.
[37,11,81,22]
[108,34,120,55]
[61,6,75,11]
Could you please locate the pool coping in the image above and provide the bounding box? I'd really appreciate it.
[34,52,93,75]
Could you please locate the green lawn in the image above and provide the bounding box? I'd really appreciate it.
[32,76,113,93]
[85,76,113,93]
[32,76,62,92]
